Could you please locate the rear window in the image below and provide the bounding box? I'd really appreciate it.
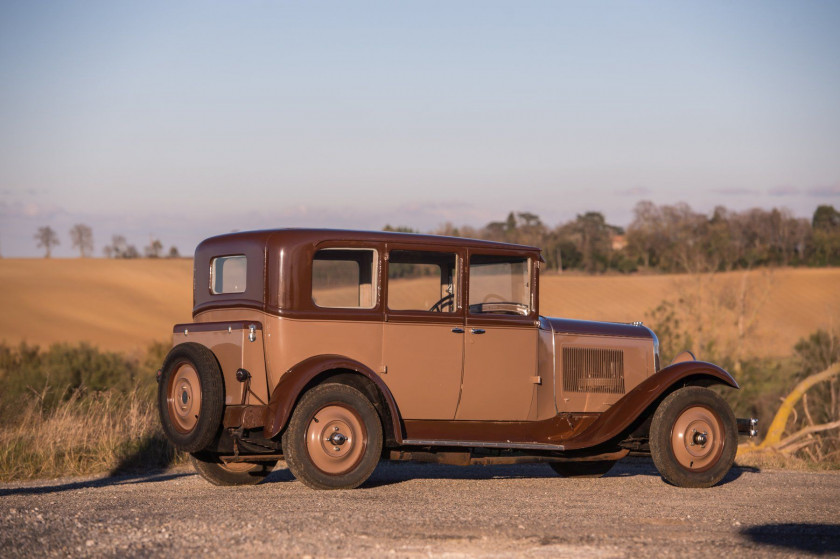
[210,255,247,294]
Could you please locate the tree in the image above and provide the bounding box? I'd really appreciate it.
[812,205,840,231]
[562,212,614,273]
[810,205,840,266]
[103,235,139,259]
[167,246,181,258]
[34,226,59,258]
[144,238,163,258]
[69,224,94,258]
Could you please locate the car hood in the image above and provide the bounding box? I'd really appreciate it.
[541,316,654,340]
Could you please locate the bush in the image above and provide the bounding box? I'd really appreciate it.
[0,341,183,481]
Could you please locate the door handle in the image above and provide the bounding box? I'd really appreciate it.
[451,327,465,333]
[471,328,485,335]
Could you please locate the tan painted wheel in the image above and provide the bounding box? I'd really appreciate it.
[191,452,277,486]
[670,405,724,472]
[167,363,202,434]
[305,404,367,475]
[650,386,737,488]
[283,383,383,490]
[158,343,224,453]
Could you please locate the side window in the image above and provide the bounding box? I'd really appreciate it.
[468,255,531,316]
[312,249,377,309]
[210,255,247,294]
[387,250,457,312]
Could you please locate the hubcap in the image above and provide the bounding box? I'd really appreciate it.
[167,363,202,433]
[305,404,367,475]
[671,405,724,472]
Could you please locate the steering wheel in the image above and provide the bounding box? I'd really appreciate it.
[482,293,505,303]
[429,293,454,312]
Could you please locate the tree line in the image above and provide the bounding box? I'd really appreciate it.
[32,224,181,259]
[393,202,840,273]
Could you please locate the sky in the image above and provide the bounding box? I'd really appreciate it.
[1,1,839,257]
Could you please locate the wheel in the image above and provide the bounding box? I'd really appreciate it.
[649,386,737,488]
[282,383,383,490]
[158,343,224,453]
[190,452,277,486]
[549,460,617,478]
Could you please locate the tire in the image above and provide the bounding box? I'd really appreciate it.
[649,386,737,488]
[190,452,277,486]
[282,383,383,490]
[549,460,617,478]
[158,343,225,453]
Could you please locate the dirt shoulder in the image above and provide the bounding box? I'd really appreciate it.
[1,459,839,558]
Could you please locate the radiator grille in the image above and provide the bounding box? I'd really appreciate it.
[562,347,625,394]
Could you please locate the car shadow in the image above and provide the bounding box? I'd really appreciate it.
[355,458,759,489]
[741,523,840,554]
[0,471,194,497]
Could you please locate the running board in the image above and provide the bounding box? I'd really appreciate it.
[400,439,565,452]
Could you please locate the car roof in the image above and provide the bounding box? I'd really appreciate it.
[197,228,542,254]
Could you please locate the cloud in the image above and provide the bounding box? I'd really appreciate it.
[0,201,64,219]
[807,184,840,196]
[710,187,758,196]
[768,186,800,196]
[614,186,650,196]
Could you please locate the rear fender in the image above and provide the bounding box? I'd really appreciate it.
[262,354,403,442]
[562,360,738,450]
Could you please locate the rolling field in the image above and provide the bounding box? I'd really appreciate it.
[0,258,837,357]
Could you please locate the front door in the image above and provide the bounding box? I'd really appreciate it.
[455,253,539,421]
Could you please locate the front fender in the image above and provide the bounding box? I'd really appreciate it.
[262,354,403,442]
[562,360,738,450]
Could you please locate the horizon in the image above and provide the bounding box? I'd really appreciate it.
[2,1,839,257]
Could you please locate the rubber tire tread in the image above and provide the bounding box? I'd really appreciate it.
[649,386,737,488]
[158,342,225,453]
[282,383,383,490]
[549,460,617,478]
[190,452,277,486]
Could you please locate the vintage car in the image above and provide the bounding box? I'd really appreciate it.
[158,229,756,489]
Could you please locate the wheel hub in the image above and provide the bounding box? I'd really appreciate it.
[328,432,348,446]
[670,405,724,472]
[167,363,201,434]
[305,404,367,475]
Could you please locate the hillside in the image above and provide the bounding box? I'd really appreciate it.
[0,259,837,357]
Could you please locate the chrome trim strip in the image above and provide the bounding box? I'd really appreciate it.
[401,439,565,451]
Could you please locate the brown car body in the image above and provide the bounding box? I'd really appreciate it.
[158,229,752,489]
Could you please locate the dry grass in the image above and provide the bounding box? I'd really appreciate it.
[0,387,183,482]
[0,258,193,353]
[736,449,840,472]
[541,267,840,358]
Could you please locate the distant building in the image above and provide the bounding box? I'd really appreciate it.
[611,234,627,251]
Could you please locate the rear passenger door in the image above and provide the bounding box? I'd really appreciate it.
[381,248,465,420]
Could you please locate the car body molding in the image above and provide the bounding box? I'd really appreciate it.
[562,360,738,450]
[262,354,403,442]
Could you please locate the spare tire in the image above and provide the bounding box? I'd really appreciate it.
[158,343,224,453]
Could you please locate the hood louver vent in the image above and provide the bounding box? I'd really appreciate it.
[562,347,625,394]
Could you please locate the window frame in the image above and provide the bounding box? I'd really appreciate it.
[384,245,465,323]
[209,254,248,295]
[465,250,538,326]
[311,247,380,310]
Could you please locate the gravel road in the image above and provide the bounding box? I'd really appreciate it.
[1,458,838,558]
